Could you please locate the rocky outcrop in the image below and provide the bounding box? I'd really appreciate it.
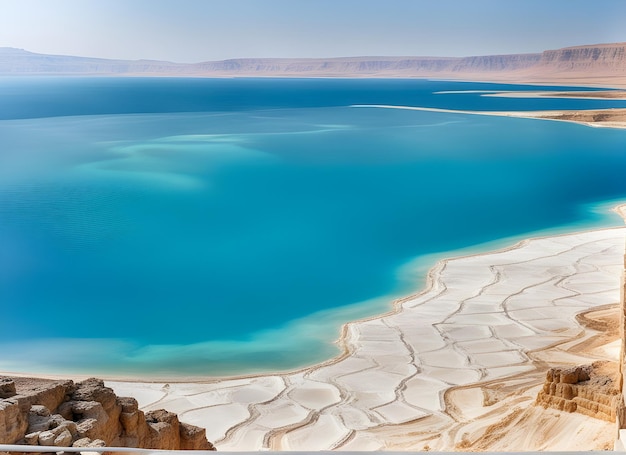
[0,377,215,451]
[536,363,622,422]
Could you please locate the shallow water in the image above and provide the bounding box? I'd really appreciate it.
[1,78,625,376]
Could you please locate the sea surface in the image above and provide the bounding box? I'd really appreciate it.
[1,77,625,377]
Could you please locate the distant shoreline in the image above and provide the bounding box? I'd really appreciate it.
[2,73,626,90]
[2,42,625,88]
[352,102,626,130]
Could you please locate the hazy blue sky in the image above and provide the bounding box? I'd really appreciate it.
[1,0,625,62]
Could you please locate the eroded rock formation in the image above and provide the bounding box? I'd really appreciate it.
[536,362,622,422]
[0,377,215,451]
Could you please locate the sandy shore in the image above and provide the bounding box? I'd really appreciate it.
[353,104,626,130]
[103,222,625,451]
[355,85,626,129]
[522,109,626,129]
[484,89,626,127]
[485,89,626,100]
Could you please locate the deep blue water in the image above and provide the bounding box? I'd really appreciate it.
[0,78,625,376]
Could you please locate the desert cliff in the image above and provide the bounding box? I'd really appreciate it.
[536,363,623,422]
[0,377,215,452]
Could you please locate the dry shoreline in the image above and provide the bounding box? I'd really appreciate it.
[482,88,626,128]
[483,89,626,127]
[352,104,626,130]
[485,90,626,100]
[356,85,626,129]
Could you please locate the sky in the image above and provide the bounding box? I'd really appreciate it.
[1,0,626,63]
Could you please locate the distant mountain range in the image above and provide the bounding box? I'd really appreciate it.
[1,42,625,86]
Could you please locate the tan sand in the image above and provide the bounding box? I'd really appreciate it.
[524,109,626,129]
[486,90,626,100]
[105,219,626,451]
[353,104,626,130]
[479,89,626,128]
[363,304,621,451]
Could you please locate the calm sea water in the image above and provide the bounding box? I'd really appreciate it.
[1,78,625,376]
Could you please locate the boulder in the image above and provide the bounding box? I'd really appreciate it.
[23,431,40,445]
[0,400,29,444]
[71,379,118,415]
[536,362,621,422]
[38,428,60,446]
[0,380,16,399]
[72,437,106,448]
[27,405,53,433]
[53,429,73,447]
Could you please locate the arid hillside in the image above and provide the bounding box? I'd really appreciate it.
[1,42,625,86]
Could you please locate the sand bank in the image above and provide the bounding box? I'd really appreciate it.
[485,89,626,100]
[352,104,626,130]
[355,85,626,129]
[521,108,626,129]
[106,223,625,451]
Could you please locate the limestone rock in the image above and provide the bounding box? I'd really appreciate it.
[29,405,50,417]
[0,376,215,450]
[536,362,622,422]
[71,379,118,414]
[72,437,105,448]
[72,400,109,423]
[120,410,139,435]
[26,380,74,413]
[118,396,141,435]
[180,422,215,450]
[53,429,73,447]
[0,400,28,444]
[56,420,78,438]
[27,406,53,433]
[118,396,139,414]
[76,418,102,440]
[23,431,40,445]
[145,410,181,450]
[0,380,16,399]
[38,429,60,446]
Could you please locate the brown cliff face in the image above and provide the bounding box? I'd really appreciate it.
[0,377,215,452]
[539,43,626,72]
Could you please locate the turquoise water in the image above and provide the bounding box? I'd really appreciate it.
[1,78,625,377]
